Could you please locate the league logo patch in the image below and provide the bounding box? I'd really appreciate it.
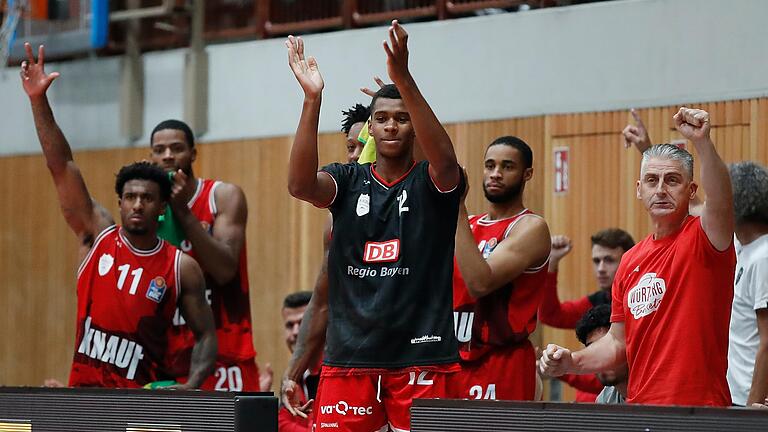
[356,194,370,216]
[482,237,498,259]
[627,272,666,319]
[146,277,167,303]
[98,253,114,276]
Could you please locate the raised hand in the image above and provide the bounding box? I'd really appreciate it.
[673,107,711,142]
[170,169,196,211]
[549,235,572,263]
[360,76,386,97]
[281,376,313,418]
[622,109,652,153]
[538,344,573,377]
[382,20,411,86]
[285,35,324,98]
[20,43,60,99]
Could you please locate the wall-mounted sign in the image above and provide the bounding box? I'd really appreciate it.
[554,147,569,194]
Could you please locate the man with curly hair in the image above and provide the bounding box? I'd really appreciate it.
[727,161,768,406]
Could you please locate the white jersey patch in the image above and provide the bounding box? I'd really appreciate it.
[98,253,114,276]
[628,272,667,319]
[356,193,370,216]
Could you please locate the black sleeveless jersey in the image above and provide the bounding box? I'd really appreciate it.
[321,160,464,368]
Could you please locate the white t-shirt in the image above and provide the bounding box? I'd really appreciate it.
[727,234,768,406]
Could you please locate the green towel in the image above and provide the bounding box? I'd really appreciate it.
[357,120,376,164]
[156,172,186,247]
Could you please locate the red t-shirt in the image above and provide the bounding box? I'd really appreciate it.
[165,179,256,377]
[611,216,735,406]
[70,226,179,387]
[453,210,548,362]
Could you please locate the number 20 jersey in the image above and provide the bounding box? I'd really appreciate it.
[69,225,180,388]
[321,160,464,368]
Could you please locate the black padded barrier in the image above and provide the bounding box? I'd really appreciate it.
[411,399,768,431]
[0,387,277,432]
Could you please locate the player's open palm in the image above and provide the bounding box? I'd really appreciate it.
[673,107,710,142]
[383,20,410,85]
[20,43,59,98]
[285,36,323,98]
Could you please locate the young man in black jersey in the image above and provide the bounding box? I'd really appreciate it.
[283,21,463,432]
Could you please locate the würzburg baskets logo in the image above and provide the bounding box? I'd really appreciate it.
[627,272,667,319]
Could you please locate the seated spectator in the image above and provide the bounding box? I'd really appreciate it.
[575,305,628,404]
[540,229,634,402]
[279,291,319,432]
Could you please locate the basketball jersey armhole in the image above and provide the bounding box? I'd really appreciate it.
[77,225,118,279]
[174,250,182,305]
[501,212,549,273]
[209,181,222,216]
[314,171,338,209]
[427,165,460,194]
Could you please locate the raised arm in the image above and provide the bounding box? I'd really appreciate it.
[21,43,112,245]
[285,36,337,207]
[176,254,217,389]
[622,109,652,153]
[455,204,550,298]
[540,322,627,377]
[170,174,247,285]
[383,21,460,190]
[281,221,331,418]
[673,107,734,251]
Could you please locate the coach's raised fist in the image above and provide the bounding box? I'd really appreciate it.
[673,107,710,142]
[538,344,573,377]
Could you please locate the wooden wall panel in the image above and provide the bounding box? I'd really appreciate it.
[0,98,764,401]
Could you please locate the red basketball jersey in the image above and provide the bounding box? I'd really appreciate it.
[69,226,180,388]
[166,179,255,377]
[453,210,548,361]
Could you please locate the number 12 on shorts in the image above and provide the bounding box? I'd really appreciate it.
[408,371,434,386]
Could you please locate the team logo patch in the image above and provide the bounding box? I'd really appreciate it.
[98,253,114,276]
[356,193,370,216]
[627,272,666,319]
[363,239,400,263]
[146,277,167,303]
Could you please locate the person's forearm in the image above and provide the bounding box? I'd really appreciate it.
[185,331,217,388]
[287,97,322,200]
[693,137,732,217]
[571,331,626,374]
[286,289,327,382]
[394,75,457,176]
[29,95,74,172]
[747,344,768,405]
[173,207,239,285]
[455,205,493,298]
